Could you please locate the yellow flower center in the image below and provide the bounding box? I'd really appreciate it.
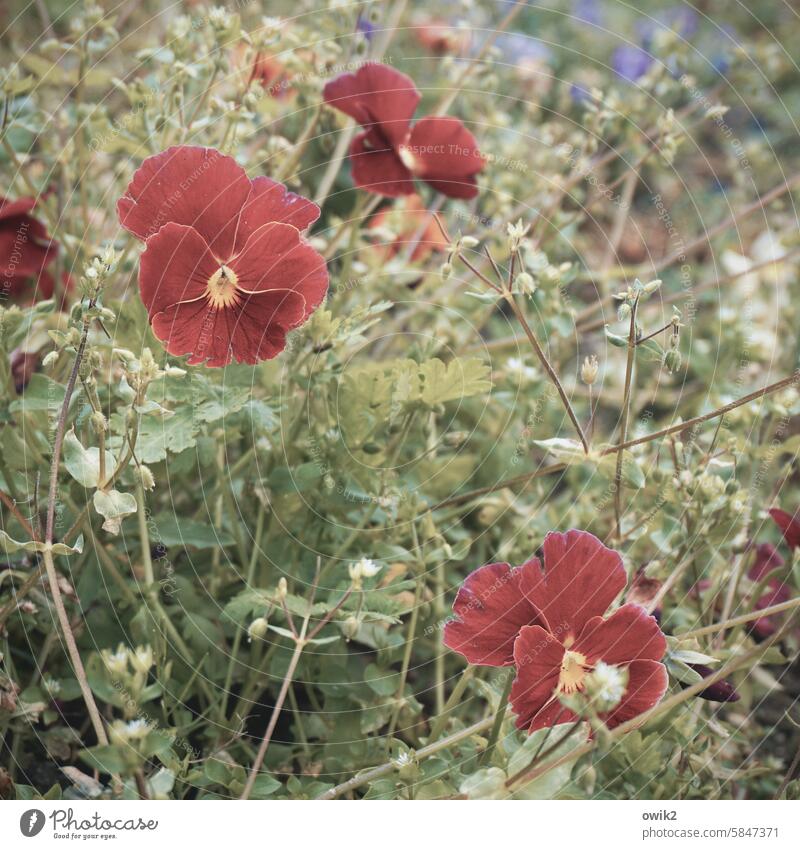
[557,650,588,695]
[205,265,240,309]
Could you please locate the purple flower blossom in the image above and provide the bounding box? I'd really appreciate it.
[572,0,604,27]
[635,6,699,45]
[612,44,654,82]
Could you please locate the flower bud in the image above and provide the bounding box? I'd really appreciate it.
[130,645,154,674]
[684,664,740,703]
[90,410,108,435]
[135,464,156,491]
[440,262,453,279]
[617,302,632,323]
[342,615,360,640]
[42,350,59,369]
[515,271,536,296]
[581,354,599,385]
[247,617,269,641]
[664,348,682,373]
[276,577,288,601]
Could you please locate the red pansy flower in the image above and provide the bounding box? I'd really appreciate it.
[444,530,668,733]
[1,195,59,303]
[769,507,800,550]
[368,193,449,262]
[117,145,328,367]
[322,62,484,199]
[747,542,791,640]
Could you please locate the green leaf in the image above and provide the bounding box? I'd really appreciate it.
[269,463,324,495]
[0,531,83,557]
[670,649,719,665]
[533,437,586,463]
[247,774,281,798]
[79,745,130,776]
[8,373,65,413]
[152,515,234,549]
[135,407,199,462]
[460,767,509,799]
[93,489,138,535]
[63,430,115,488]
[418,357,492,406]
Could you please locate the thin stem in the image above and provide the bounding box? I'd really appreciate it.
[219,508,265,722]
[42,302,109,748]
[505,717,583,787]
[614,295,640,542]
[503,292,590,453]
[433,371,799,510]
[385,570,424,748]
[636,318,676,347]
[319,714,495,799]
[479,669,514,765]
[0,490,35,539]
[240,616,309,799]
[427,666,475,744]
[677,596,800,641]
[605,371,799,455]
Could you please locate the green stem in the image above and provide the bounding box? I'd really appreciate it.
[479,669,514,765]
[427,665,475,743]
[614,295,639,542]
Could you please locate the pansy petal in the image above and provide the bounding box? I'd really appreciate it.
[231,221,328,319]
[0,195,37,221]
[521,530,627,640]
[117,146,251,258]
[149,298,214,364]
[404,116,484,198]
[0,227,57,279]
[510,625,567,731]
[323,62,419,147]
[152,289,306,367]
[349,130,415,197]
[769,507,800,549]
[600,660,668,729]
[234,176,320,250]
[573,604,666,666]
[443,562,545,666]
[138,223,218,315]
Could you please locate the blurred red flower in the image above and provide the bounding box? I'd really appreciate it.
[323,62,484,198]
[0,195,58,303]
[413,19,471,55]
[368,193,449,262]
[118,145,328,367]
[769,507,800,549]
[444,530,667,733]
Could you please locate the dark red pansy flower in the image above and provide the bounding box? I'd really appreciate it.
[747,542,790,640]
[769,507,800,550]
[322,62,484,199]
[444,530,668,733]
[117,145,328,367]
[0,195,59,303]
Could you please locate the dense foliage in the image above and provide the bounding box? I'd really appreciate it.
[1,0,799,801]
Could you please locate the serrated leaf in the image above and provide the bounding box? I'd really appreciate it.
[419,357,492,406]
